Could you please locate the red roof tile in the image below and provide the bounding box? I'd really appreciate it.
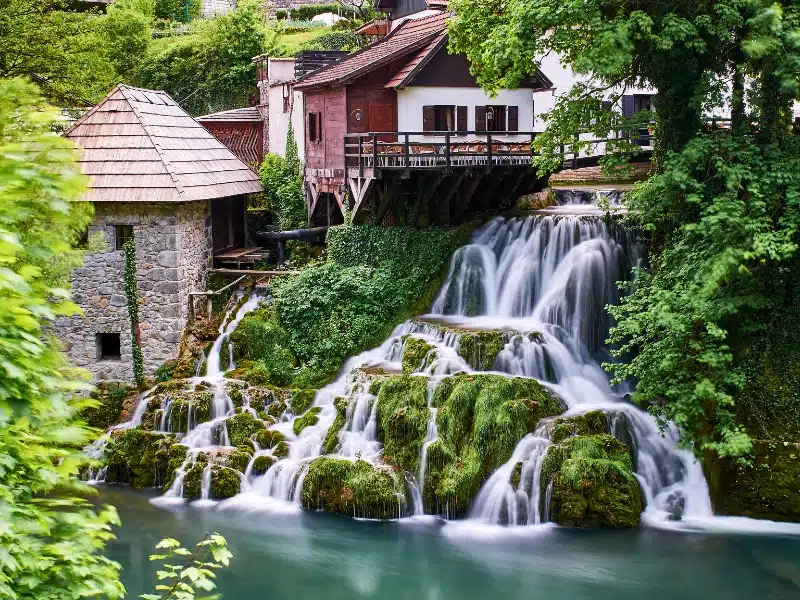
[294,12,448,90]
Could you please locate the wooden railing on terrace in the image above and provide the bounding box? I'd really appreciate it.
[344,131,655,174]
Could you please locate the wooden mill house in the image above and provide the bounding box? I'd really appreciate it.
[293,11,554,226]
[55,85,263,381]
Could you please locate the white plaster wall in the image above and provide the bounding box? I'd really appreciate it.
[268,86,305,162]
[397,87,537,142]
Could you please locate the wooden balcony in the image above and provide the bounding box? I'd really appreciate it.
[344,131,538,176]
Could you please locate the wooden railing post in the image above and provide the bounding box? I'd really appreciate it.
[372,133,378,169]
[358,135,363,179]
[404,133,410,168]
[445,131,451,169]
[487,132,492,166]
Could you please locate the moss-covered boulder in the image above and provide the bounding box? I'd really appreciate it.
[322,396,349,454]
[550,410,609,443]
[540,434,642,528]
[105,428,177,489]
[163,444,188,491]
[401,337,435,373]
[253,429,286,450]
[252,455,276,475]
[224,412,267,447]
[229,307,297,387]
[375,375,430,472]
[289,389,317,415]
[293,406,322,435]
[181,464,241,500]
[82,383,137,430]
[301,458,406,519]
[420,373,565,517]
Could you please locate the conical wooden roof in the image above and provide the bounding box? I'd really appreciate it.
[65,85,263,202]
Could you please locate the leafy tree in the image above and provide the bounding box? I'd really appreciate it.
[98,0,154,80]
[135,0,276,115]
[0,78,123,599]
[259,124,306,230]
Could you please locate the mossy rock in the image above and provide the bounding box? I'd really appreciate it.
[322,396,349,454]
[375,375,430,473]
[422,373,565,517]
[163,444,188,490]
[289,389,317,415]
[401,337,435,373]
[301,458,406,519]
[82,383,136,430]
[224,412,267,447]
[253,429,286,450]
[181,464,241,500]
[105,428,177,489]
[229,307,296,386]
[273,441,290,458]
[550,410,609,443]
[225,449,252,473]
[540,434,642,528]
[293,406,322,435]
[252,454,276,475]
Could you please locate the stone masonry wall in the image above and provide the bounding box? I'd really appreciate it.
[54,201,212,382]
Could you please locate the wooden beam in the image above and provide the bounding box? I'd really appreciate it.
[437,170,468,226]
[416,170,448,227]
[453,170,486,223]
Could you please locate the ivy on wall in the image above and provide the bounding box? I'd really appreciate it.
[123,237,145,388]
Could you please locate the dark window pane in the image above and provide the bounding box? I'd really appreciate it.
[114,225,133,251]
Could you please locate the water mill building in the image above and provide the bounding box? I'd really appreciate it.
[55,84,263,381]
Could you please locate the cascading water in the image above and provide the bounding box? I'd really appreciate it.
[239,210,713,528]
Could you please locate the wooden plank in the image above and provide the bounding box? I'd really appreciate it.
[213,247,264,260]
[211,268,301,277]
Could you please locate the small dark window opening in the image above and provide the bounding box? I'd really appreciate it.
[486,106,507,132]
[282,85,290,113]
[97,333,121,361]
[114,225,133,251]
[308,112,321,143]
[434,106,455,131]
[77,227,89,248]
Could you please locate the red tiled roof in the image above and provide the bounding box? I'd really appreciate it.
[294,12,448,90]
[385,32,447,89]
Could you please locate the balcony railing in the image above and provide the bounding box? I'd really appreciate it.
[344,131,538,173]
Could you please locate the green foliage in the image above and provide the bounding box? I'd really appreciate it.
[230,308,296,386]
[141,532,233,600]
[312,30,361,51]
[0,79,124,598]
[100,0,155,80]
[154,0,201,22]
[293,406,321,435]
[82,384,133,430]
[260,125,306,230]
[135,1,275,115]
[123,238,145,388]
[290,3,340,20]
[155,360,177,383]
[271,225,472,381]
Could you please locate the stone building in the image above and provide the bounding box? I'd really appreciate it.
[56,85,262,381]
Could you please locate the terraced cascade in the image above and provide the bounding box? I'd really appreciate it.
[92,212,716,528]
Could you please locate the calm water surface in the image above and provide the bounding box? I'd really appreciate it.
[98,486,800,600]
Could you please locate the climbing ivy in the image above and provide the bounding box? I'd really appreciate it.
[123,237,145,388]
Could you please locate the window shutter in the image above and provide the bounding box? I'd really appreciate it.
[457,106,467,131]
[423,105,435,132]
[475,106,487,132]
[621,95,635,118]
[507,106,519,131]
[316,112,322,142]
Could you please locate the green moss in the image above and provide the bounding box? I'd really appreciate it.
[229,307,297,387]
[224,412,267,447]
[105,428,177,489]
[289,389,317,415]
[550,410,609,443]
[226,450,251,473]
[163,444,188,490]
[301,458,406,519]
[375,375,430,473]
[456,331,506,371]
[293,406,322,435]
[423,373,565,517]
[273,440,290,458]
[182,463,203,499]
[540,434,642,528]
[164,392,213,433]
[82,383,134,430]
[210,465,241,499]
[401,337,435,373]
[252,455,276,475]
[253,429,286,450]
[510,462,523,489]
[323,396,349,454]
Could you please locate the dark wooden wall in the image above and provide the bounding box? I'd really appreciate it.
[410,49,546,89]
[211,196,246,253]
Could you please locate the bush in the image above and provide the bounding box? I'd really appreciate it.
[259,124,306,230]
[276,9,288,19]
[290,3,339,20]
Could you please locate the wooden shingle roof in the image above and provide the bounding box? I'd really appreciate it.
[65,85,263,203]
[294,12,448,90]
[197,106,263,123]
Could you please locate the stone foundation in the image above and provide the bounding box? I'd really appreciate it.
[55,201,212,381]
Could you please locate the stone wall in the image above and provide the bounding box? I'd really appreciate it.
[54,201,212,381]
